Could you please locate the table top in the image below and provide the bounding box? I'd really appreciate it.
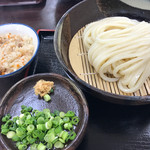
[0,0,83,30]
[1,1,150,150]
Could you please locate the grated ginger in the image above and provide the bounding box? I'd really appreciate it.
[34,79,54,97]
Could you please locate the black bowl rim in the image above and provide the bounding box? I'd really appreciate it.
[53,0,150,105]
[0,73,89,150]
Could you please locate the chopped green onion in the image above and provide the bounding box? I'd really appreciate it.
[50,113,55,117]
[19,114,24,119]
[23,112,30,117]
[59,112,65,118]
[1,128,9,135]
[2,114,11,122]
[25,118,34,125]
[43,109,51,118]
[47,128,55,134]
[16,141,21,147]
[37,117,45,124]
[44,133,52,143]
[65,111,75,117]
[27,124,35,133]
[52,137,58,144]
[21,105,27,109]
[45,120,52,129]
[54,110,60,116]
[54,141,64,149]
[26,115,31,120]
[5,120,13,127]
[50,88,54,93]
[26,135,36,144]
[43,94,51,102]
[37,124,46,131]
[22,138,29,145]
[52,118,59,127]
[59,119,64,125]
[46,132,57,143]
[30,143,38,150]
[55,125,63,134]
[69,131,77,140]
[64,122,73,130]
[46,142,52,149]
[43,108,50,113]
[21,106,33,113]
[1,105,80,150]
[6,131,15,139]
[61,131,69,141]
[71,116,80,125]
[32,129,39,138]
[59,138,65,143]
[63,117,70,123]
[13,116,19,122]
[16,127,26,137]
[9,125,17,132]
[37,143,46,150]
[16,119,24,126]
[17,144,27,150]
[38,131,45,141]
[34,111,44,118]
[12,134,20,142]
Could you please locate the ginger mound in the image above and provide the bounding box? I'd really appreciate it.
[34,79,54,97]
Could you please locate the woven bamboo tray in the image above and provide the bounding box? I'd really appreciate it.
[69,27,150,97]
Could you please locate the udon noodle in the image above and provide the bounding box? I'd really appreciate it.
[83,16,150,93]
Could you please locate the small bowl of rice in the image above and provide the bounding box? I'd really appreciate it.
[0,23,39,99]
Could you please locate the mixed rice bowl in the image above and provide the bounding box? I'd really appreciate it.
[0,33,34,75]
[0,23,39,77]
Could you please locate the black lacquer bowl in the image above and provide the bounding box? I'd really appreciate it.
[0,73,89,150]
[54,0,150,105]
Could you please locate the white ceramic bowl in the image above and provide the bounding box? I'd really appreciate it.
[0,23,39,99]
[0,23,39,77]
